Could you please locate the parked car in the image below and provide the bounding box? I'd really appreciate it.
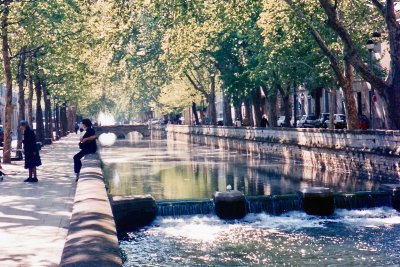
[277,116,286,127]
[315,113,330,128]
[334,114,347,129]
[299,115,317,128]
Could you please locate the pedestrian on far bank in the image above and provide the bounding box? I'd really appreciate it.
[73,119,97,181]
[260,115,269,127]
[20,120,42,183]
[74,122,79,134]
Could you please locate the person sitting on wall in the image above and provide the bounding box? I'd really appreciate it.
[73,119,97,181]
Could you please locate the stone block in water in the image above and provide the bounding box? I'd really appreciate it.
[380,184,400,211]
[112,195,156,232]
[300,187,334,216]
[213,190,246,219]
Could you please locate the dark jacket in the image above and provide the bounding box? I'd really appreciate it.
[23,127,38,154]
[23,126,41,169]
[79,127,97,153]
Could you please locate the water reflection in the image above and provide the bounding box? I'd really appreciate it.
[100,139,396,200]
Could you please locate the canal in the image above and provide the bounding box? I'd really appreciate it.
[100,136,400,266]
[101,138,396,200]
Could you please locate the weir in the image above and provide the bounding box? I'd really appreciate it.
[157,199,214,217]
[150,191,394,218]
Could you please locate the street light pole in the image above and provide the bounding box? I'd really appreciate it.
[366,40,375,130]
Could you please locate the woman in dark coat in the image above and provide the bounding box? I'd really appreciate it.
[73,118,97,181]
[20,120,41,183]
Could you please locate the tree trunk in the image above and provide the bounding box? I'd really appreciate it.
[251,88,262,127]
[2,1,12,164]
[343,59,359,130]
[60,104,68,136]
[282,94,291,127]
[49,99,54,140]
[207,75,217,126]
[42,83,53,141]
[43,86,49,140]
[192,102,199,125]
[16,47,26,159]
[329,86,337,130]
[27,56,34,126]
[383,0,400,129]
[55,103,60,139]
[278,84,291,127]
[68,106,75,133]
[223,92,233,126]
[234,101,242,122]
[267,92,278,127]
[318,0,400,129]
[35,78,44,144]
[314,87,322,117]
[244,98,252,126]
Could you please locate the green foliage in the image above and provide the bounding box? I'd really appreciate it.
[0,0,388,122]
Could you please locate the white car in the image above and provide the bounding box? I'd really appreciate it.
[277,116,286,127]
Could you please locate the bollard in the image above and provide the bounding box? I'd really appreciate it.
[111,195,157,233]
[300,187,334,216]
[380,184,400,212]
[213,190,246,219]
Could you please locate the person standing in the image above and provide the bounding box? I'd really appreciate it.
[260,115,269,127]
[73,119,97,181]
[74,122,79,134]
[20,120,41,183]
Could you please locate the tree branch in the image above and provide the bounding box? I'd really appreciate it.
[184,71,209,97]
[10,45,43,60]
[371,0,386,17]
[318,0,390,94]
[283,0,346,86]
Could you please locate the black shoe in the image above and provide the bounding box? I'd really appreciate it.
[24,177,38,183]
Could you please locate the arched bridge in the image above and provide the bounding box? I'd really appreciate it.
[94,125,150,138]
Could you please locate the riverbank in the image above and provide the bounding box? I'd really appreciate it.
[166,125,400,178]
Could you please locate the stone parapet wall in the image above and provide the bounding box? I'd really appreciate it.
[60,154,122,267]
[167,125,400,154]
[166,125,400,178]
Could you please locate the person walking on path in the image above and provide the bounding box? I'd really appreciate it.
[20,120,42,182]
[73,118,97,181]
[74,122,79,134]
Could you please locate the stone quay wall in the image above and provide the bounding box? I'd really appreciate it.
[166,125,400,178]
[60,154,122,267]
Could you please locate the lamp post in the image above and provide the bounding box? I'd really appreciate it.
[366,39,375,130]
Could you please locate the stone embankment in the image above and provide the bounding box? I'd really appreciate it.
[60,153,122,267]
[166,125,400,177]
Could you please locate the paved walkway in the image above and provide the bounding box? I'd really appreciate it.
[0,134,81,267]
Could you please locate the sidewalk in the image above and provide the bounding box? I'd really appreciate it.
[0,134,81,267]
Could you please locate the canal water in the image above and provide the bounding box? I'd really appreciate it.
[101,138,396,199]
[100,137,400,266]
